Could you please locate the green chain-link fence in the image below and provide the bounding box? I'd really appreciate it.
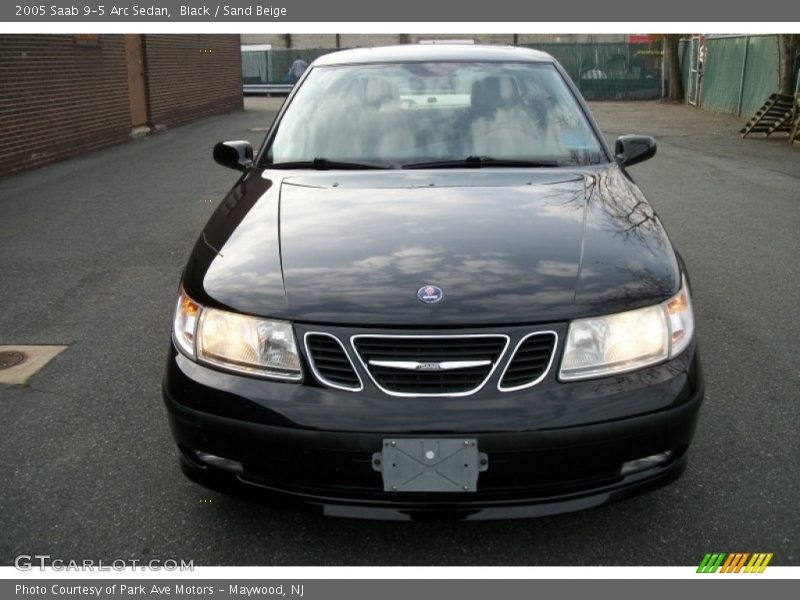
[520,42,662,100]
[243,42,664,100]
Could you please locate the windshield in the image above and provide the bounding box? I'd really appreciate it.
[265,62,606,168]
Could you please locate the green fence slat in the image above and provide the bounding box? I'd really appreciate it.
[702,36,748,114]
[740,36,780,117]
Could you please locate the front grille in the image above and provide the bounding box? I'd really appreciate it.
[305,333,362,391]
[352,335,508,396]
[498,332,557,390]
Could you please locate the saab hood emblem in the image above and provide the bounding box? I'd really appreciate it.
[416,362,442,371]
[417,285,444,304]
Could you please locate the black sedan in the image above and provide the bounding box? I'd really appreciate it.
[163,44,703,520]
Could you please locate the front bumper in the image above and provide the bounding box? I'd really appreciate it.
[162,337,704,520]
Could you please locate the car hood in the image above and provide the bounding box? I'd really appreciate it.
[186,166,679,326]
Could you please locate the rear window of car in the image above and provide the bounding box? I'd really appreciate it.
[266,61,607,168]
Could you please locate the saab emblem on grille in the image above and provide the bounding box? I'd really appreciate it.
[416,362,442,371]
[417,285,444,304]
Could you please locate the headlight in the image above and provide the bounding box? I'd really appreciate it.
[172,289,302,381]
[559,278,694,381]
[173,288,200,358]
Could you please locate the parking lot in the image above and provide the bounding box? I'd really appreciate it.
[0,98,797,565]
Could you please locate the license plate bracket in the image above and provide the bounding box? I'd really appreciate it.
[373,438,487,492]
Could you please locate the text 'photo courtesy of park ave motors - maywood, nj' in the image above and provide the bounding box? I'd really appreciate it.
[15,584,304,596]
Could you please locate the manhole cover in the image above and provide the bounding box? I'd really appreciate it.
[0,350,26,370]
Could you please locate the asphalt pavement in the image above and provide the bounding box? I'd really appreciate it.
[0,98,798,566]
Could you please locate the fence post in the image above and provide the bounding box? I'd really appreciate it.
[737,35,750,116]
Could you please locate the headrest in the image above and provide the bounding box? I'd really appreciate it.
[354,78,400,108]
[471,76,521,109]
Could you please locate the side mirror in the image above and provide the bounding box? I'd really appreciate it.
[614,135,656,167]
[213,141,254,172]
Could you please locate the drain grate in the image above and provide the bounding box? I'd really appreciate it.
[0,350,26,370]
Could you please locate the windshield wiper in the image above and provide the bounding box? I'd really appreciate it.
[268,158,391,170]
[402,156,560,169]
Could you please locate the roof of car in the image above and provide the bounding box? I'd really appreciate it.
[312,44,556,66]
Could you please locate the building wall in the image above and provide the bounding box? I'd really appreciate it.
[143,34,243,130]
[0,34,244,178]
[0,34,131,177]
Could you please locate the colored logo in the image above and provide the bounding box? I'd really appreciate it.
[697,553,773,573]
[417,285,444,304]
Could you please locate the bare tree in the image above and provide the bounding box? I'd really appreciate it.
[664,34,684,102]
[779,34,799,95]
